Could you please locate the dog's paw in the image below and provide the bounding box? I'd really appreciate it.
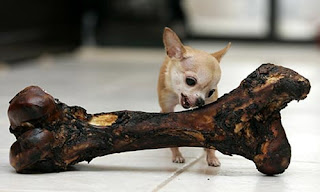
[207,154,221,167]
[172,154,185,163]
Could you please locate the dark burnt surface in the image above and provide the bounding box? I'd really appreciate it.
[7,64,310,175]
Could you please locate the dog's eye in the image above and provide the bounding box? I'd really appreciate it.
[186,77,197,86]
[207,89,215,97]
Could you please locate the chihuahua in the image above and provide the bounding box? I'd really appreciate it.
[157,27,231,166]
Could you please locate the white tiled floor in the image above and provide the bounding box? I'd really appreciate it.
[0,43,319,191]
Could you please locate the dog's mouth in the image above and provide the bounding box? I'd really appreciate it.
[180,93,191,109]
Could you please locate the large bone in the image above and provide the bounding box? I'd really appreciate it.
[8,64,310,175]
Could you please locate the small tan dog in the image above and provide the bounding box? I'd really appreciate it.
[157,27,231,166]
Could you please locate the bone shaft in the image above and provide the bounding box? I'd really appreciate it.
[107,112,209,153]
[64,111,211,164]
[62,102,255,165]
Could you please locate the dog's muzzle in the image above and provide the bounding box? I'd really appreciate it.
[195,97,205,107]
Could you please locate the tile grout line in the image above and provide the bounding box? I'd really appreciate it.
[152,153,205,192]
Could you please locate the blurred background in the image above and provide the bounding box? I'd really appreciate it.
[1,0,320,62]
[0,1,320,192]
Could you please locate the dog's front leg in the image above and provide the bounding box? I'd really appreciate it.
[160,100,185,163]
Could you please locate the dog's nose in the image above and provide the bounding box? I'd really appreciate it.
[195,98,205,107]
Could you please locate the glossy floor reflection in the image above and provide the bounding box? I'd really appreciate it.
[0,43,319,191]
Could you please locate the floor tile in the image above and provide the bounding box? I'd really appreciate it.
[1,43,319,191]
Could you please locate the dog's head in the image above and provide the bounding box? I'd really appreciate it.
[163,27,231,109]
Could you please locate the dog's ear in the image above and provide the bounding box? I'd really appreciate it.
[163,27,185,59]
[211,42,231,63]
